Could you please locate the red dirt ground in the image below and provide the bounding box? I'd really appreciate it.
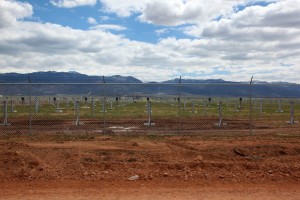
[0,132,299,199]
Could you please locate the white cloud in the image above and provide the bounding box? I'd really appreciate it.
[90,24,126,31]
[183,0,300,34]
[99,0,248,26]
[87,17,97,25]
[100,0,149,17]
[234,0,300,28]
[183,0,300,42]
[139,0,238,26]
[0,0,32,28]
[0,0,300,83]
[99,0,285,26]
[50,0,97,8]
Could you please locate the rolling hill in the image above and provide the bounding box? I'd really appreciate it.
[0,71,299,98]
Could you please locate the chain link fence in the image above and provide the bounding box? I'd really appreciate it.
[0,82,299,135]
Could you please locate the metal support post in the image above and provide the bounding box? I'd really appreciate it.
[1,100,10,126]
[75,101,81,126]
[249,76,253,135]
[144,99,155,126]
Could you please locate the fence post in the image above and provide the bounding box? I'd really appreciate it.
[75,100,80,126]
[102,76,106,131]
[1,99,10,126]
[91,97,95,117]
[178,76,182,134]
[28,76,32,135]
[249,76,253,135]
[218,101,223,128]
[289,100,295,125]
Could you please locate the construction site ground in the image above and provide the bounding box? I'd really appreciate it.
[0,131,299,199]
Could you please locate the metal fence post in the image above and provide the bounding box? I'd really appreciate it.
[1,100,10,126]
[178,76,182,134]
[289,100,295,125]
[91,97,95,117]
[249,76,253,135]
[218,101,223,128]
[75,100,80,126]
[28,76,32,135]
[102,76,106,131]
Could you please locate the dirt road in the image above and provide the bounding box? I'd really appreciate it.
[1,181,299,200]
[0,132,299,199]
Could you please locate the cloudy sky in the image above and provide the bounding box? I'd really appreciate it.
[0,0,300,82]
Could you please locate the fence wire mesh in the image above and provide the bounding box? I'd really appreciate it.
[0,83,299,135]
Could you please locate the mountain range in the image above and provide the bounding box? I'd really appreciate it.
[0,71,299,98]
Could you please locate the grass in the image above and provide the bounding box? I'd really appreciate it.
[5,98,298,120]
[1,97,299,135]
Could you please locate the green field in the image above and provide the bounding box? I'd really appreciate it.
[1,97,299,135]
[3,97,298,119]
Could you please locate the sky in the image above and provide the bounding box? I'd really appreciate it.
[0,0,300,82]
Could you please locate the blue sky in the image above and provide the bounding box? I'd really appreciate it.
[23,0,272,43]
[0,0,300,82]
[24,0,198,43]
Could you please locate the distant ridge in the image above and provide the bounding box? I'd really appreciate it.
[0,71,299,97]
[0,71,142,83]
[0,71,297,84]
